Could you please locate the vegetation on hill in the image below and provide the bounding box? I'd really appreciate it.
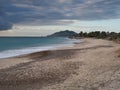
[70,31,120,43]
[47,30,77,37]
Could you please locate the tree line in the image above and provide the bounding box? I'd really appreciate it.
[71,31,120,41]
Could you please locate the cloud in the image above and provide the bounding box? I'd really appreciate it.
[17,20,75,26]
[0,17,12,31]
[0,0,120,30]
[0,1,12,30]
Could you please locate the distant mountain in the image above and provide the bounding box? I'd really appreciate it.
[47,30,77,37]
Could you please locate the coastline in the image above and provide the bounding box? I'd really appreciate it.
[0,38,120,90]
[0,37,81,59]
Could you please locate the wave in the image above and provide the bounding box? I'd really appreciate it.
[0,39,82,59]
[0,44,62,59]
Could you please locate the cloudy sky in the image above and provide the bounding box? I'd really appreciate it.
[0,0,120,36]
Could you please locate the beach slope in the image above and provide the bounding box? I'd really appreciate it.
[0,38,120,90]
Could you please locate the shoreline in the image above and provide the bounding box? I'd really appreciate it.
[0,38,81,59]
[0,38,120,90]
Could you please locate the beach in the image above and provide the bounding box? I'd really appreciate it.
[0,38,120,90]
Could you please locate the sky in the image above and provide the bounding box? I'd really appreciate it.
[0,0,120,36]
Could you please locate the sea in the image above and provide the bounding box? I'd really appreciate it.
[0,37,81,59]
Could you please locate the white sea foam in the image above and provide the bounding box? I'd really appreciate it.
[0,39,82,59]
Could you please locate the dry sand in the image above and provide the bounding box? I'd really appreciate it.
[0,38,120,90]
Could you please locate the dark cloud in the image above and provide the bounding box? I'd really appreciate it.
[0,1,12,30]
[0,0,120,30]
[0,21,12,31]
[16,20,74,26]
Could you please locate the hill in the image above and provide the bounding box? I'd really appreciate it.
[47,30,77,37]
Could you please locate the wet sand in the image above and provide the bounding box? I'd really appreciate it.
[0,38,120,90]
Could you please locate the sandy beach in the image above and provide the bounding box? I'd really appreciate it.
[0,38,120,90]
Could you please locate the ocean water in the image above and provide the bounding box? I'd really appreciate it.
[0,37,81,59]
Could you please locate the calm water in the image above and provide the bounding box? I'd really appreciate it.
[0,37,81,58]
